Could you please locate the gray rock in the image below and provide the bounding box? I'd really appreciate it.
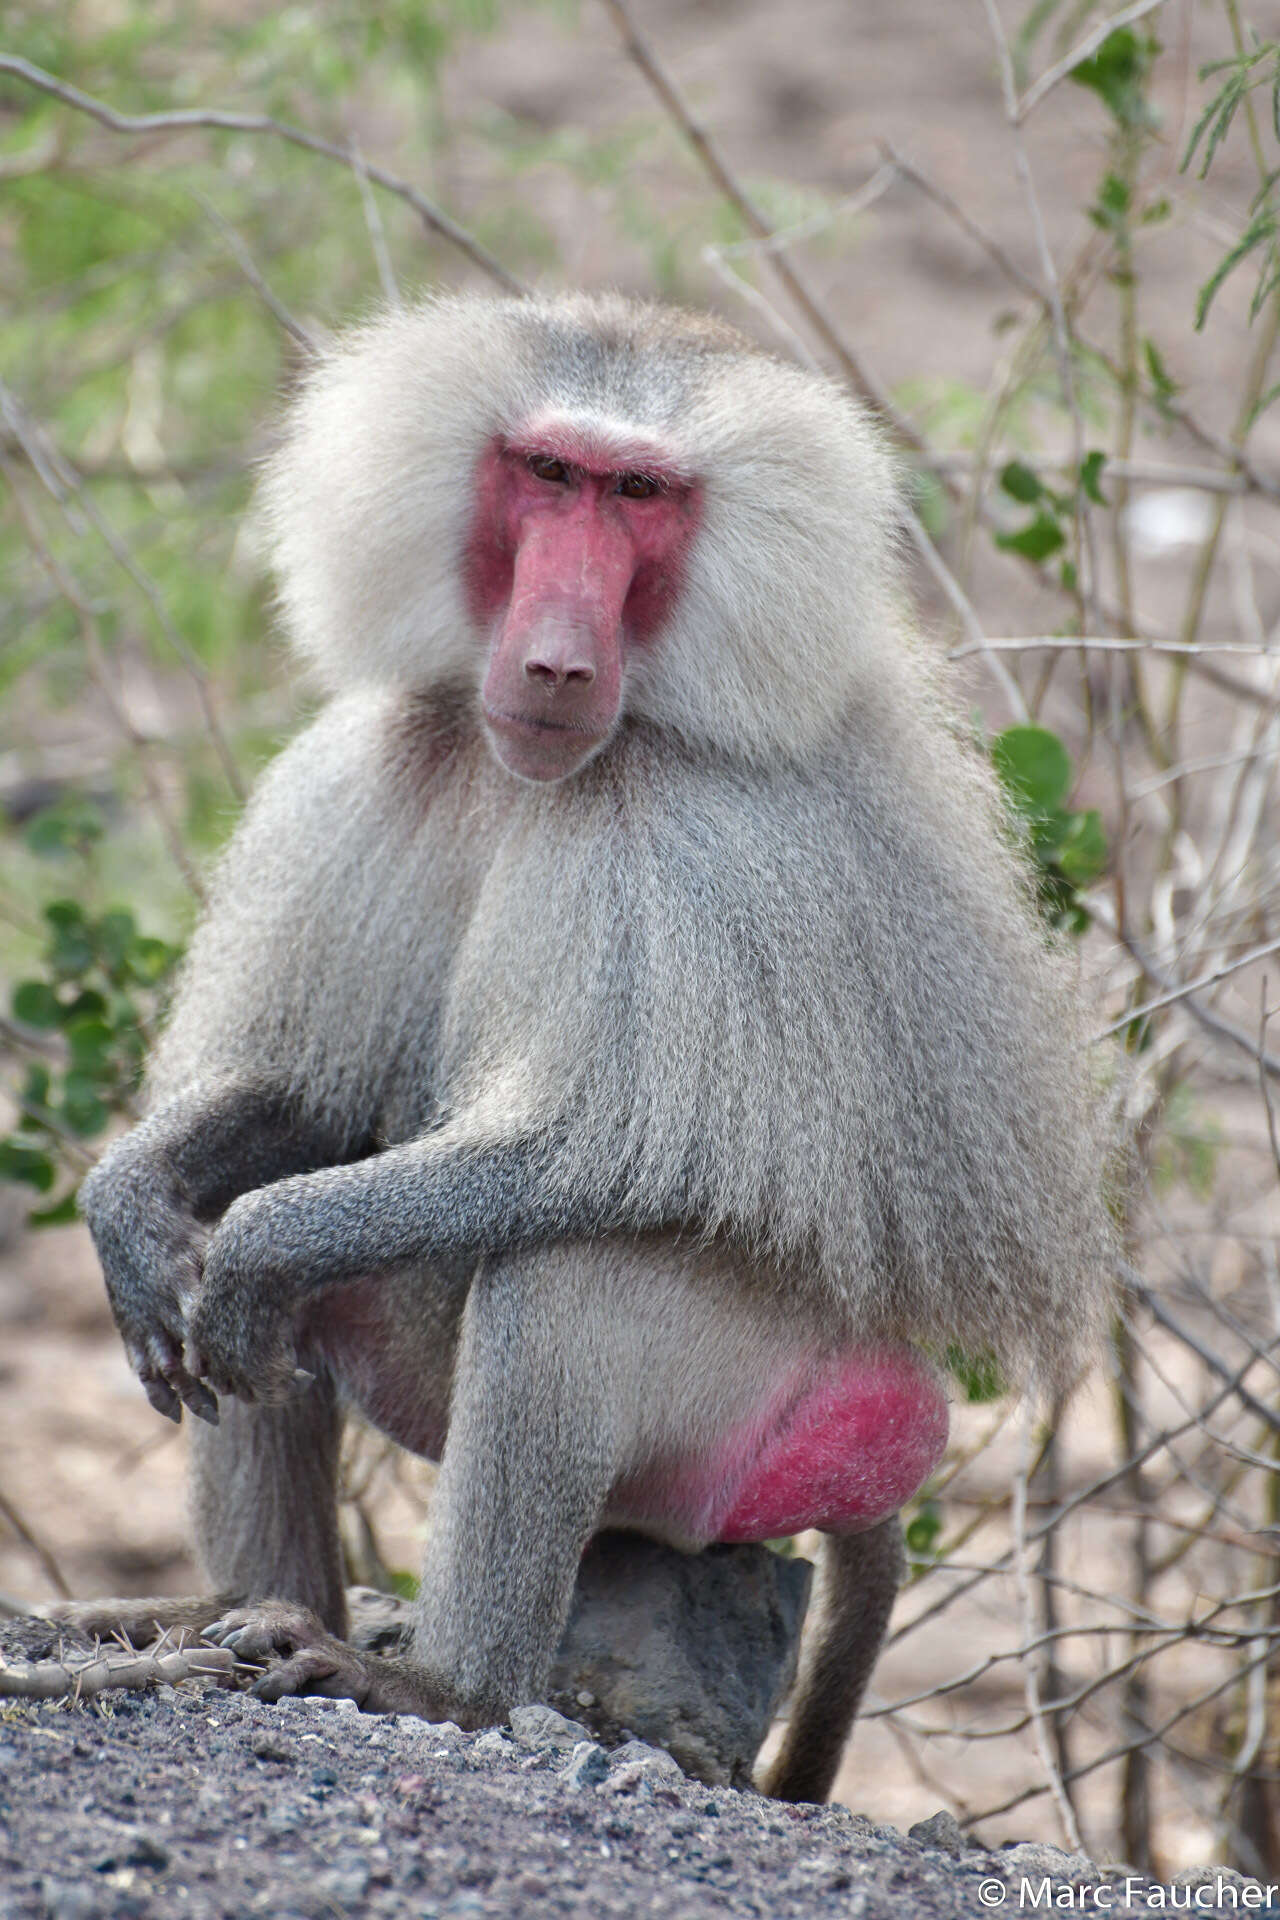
[609,1739,682,1776]
[908,1810,969,1855]
[992,1842,1097,1881]
[1169,1868,1261,1898]
[39,1881,97,1920]
[121,1831,169,1870]
[547,1534,812,1787]
[508,1704,591,1750]
[346,1536,811,1788]
[561,1740,610,1788]
[313,1860,371,1912]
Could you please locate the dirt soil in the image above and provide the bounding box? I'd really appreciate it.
[0,1622,1268,1920]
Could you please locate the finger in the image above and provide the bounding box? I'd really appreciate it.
[148,1331,221,1425]
[176,1376,220,1425]
[207,1620,289,1660]
[251,1650,342,1702]
[202,1611,249,1647]
[142,1375,183,1424]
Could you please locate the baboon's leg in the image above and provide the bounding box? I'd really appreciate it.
[761,1516,905,1803]
[404,1248,622,1722]
[201,1243,627,1723]
[51,1370,347,1648]
[190,1369,348,1635]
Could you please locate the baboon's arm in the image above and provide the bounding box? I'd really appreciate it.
[186,1125,618,1405]
[80,1082,353,1422]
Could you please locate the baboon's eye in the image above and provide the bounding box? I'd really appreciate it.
[616,472,659,500]
[527,454,571,485]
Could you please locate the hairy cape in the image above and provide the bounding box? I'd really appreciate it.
[153,291,1113,1393]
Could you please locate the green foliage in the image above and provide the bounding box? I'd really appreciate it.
[1142,337,1180,415]
[1193,206,1278,331]
[945,1346,1006,1404]
[1181,38,1280,330]
[992,453,1108,583]
[1069,26,1161,131]
[903,1497,942,1572]
[1182,41,1280,180]
[991,724,1108,934]
[2,892,181,1225]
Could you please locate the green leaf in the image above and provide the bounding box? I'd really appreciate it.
[20,1063,52,1110]
[1057,808,1108,885]
[1070,26,1159,128]
[60,1076,110,1137]
[65,1017,116,1076]
[1194,209,1276,329]
[386,1570,420,1601]
[904,1498,942,1560]
[94,910,138,974]
[43,899,95,978]
[24,798,105,857]
[28,1191,82,1228]
[946,1345,1005,1402]
[12,980,62,1029]
[126,936,178,986]
[1089,171,1131,230]
[1182,65,1248,176]
[992,725,1072,814]
[0,1138,56,1192]
[1248,379,1280,429]
[1079,450,1108,506]
[994,510,1065,561]
[44,900,87,932]
[63,988,109,1021]
[1143,338,1179,411]
[999,460,1042,504]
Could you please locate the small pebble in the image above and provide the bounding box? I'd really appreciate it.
[561,1740,610,1788]
[508,1704,590,1750]
[907,1809,968,1855]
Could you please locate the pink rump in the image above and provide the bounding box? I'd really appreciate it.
[713,1349,949,1542]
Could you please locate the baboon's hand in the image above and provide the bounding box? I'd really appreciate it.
[79,1149,219,1427]
[187,1188,312,1405]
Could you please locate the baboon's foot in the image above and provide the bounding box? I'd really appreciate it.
[204,1600,488,1723]
[47,1594,244,1649]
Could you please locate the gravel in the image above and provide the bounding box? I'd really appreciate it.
[0,1647,1270,1918]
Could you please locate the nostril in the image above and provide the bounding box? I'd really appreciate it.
[524,658,595,687]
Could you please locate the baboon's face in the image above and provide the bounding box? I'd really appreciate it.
[464,427,702,782]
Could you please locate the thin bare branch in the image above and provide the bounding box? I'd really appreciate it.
[598,0,917,442]
[0,54,522,293]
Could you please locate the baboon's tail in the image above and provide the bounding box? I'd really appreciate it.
[761,1515,905,1803]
